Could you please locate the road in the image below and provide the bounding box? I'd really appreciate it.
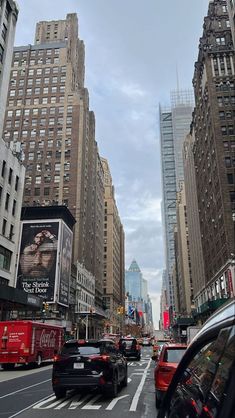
[0,346,158,418]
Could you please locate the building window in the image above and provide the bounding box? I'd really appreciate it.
[44,187,50,196]
[1,24,7,41]
[0,245,12,271]
[1,160,6,177]
[0,45,4,63]
[9,225,14,241]
[8,168,13,185]
[12,199,16,216]
[2,219,7,236]
[15,175,19,191]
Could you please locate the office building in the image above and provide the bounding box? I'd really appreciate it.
[0,0,18,139]
[101,157,125,333]
[3,14,105,308]
[227,0,235,47]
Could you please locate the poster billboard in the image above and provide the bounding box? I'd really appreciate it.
[16,221,60,302]
[58,222,72,307]
[163,310,170,329]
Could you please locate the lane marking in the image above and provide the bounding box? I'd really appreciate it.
[69,394,92,409]
[81,394,102,409]
[33,395,56,409]
[106,394,129,410]
[8,394,53,418]
[129,358,152,411]
[0,379,51,399]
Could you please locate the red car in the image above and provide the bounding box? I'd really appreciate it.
[154,343,187,408]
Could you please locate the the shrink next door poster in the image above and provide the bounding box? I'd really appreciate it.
[16,221,59,301]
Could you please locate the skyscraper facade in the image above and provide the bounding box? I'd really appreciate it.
[0,0,18,139]
[3,14,104,307]
[191,0,235,313]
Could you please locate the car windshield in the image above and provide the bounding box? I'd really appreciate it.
[163,348,186,363]
[120,339,136,347]
[61,342,101,355]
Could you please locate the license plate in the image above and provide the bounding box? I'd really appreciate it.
[73,363,84,369]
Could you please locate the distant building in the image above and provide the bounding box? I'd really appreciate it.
[101,157,125,333]
[125,259,143,301]
[0,0,19,139]
[226,0,235,47]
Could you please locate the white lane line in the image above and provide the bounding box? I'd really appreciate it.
[106,394,129,410]
[8,394,53,418]
[81,394,102,409]
[129,358,152,412]
[33,395,56,409]
[0,379,51,399]
[69,394,91,409]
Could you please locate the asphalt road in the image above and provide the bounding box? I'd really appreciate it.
[0,346,158,418]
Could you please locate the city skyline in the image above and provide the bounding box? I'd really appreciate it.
[11,0,209,327]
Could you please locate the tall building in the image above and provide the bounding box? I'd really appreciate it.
[125,259,143,301]
[159,107,176,311]
[101,157,125,333]
[3,14,104,307]
[171,90,194,189]
[191,0,235,317]
[175,181,193,315]
[0,0,18,139]
[183,130,206,310]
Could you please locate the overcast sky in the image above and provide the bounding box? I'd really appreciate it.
[15,0,209,327]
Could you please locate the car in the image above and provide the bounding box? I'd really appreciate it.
[154,343,187,408]
[152,338,171,357]
[118,337,141,360]
[142,337,151,346]
[52,338,128,399]
[158,298,235,418]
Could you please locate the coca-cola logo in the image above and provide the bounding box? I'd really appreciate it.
[40,330,56,348]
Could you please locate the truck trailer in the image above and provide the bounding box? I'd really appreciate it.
[0,320,64,370]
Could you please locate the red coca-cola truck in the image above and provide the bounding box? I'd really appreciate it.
[0,320,64,370]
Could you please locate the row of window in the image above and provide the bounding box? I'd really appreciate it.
[7,106,71,117]
[1,218,14,241]
[25,173,70,185]
[0,245,12,272]
[10,85,66,96]
[6,126,72,138]
[5,116,72,128]
[11,75,66,87]
[0,186,17,215]
[12,66,66,76]
[22,138,71,149]
[13,57,60,67]
[1,160,19,190]
[8,95,66,107]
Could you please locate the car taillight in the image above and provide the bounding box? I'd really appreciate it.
[54,354,62,362]
[91,355,110,362]
[23,348,29,354]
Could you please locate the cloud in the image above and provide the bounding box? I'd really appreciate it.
[120,83,146,99]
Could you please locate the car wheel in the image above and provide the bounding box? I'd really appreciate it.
[155,390,162,408]
[121,367,128,387]
[54,388,66,399]
[105,373,118,398]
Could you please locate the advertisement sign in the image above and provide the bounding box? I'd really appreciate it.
[16,221,60,302]
[58,222,72,307]
[163,310,170,329]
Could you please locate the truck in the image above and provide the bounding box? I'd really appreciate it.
[186,325,202,345]
[0,320,64,370]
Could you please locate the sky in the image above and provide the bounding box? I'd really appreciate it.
[15,0,209,328]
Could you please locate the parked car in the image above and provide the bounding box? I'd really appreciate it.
[118,337,141,360]
[154,343,187,407]
[158,298,235,418]
[52,338,128,399]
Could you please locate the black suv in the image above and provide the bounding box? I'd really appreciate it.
[158,298,235,418]
[52,339,128,399]
[118,337,141,360]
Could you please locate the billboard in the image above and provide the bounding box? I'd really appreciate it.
[16,221,60,302]
[163,310,170,329]
[58,222,72,307]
